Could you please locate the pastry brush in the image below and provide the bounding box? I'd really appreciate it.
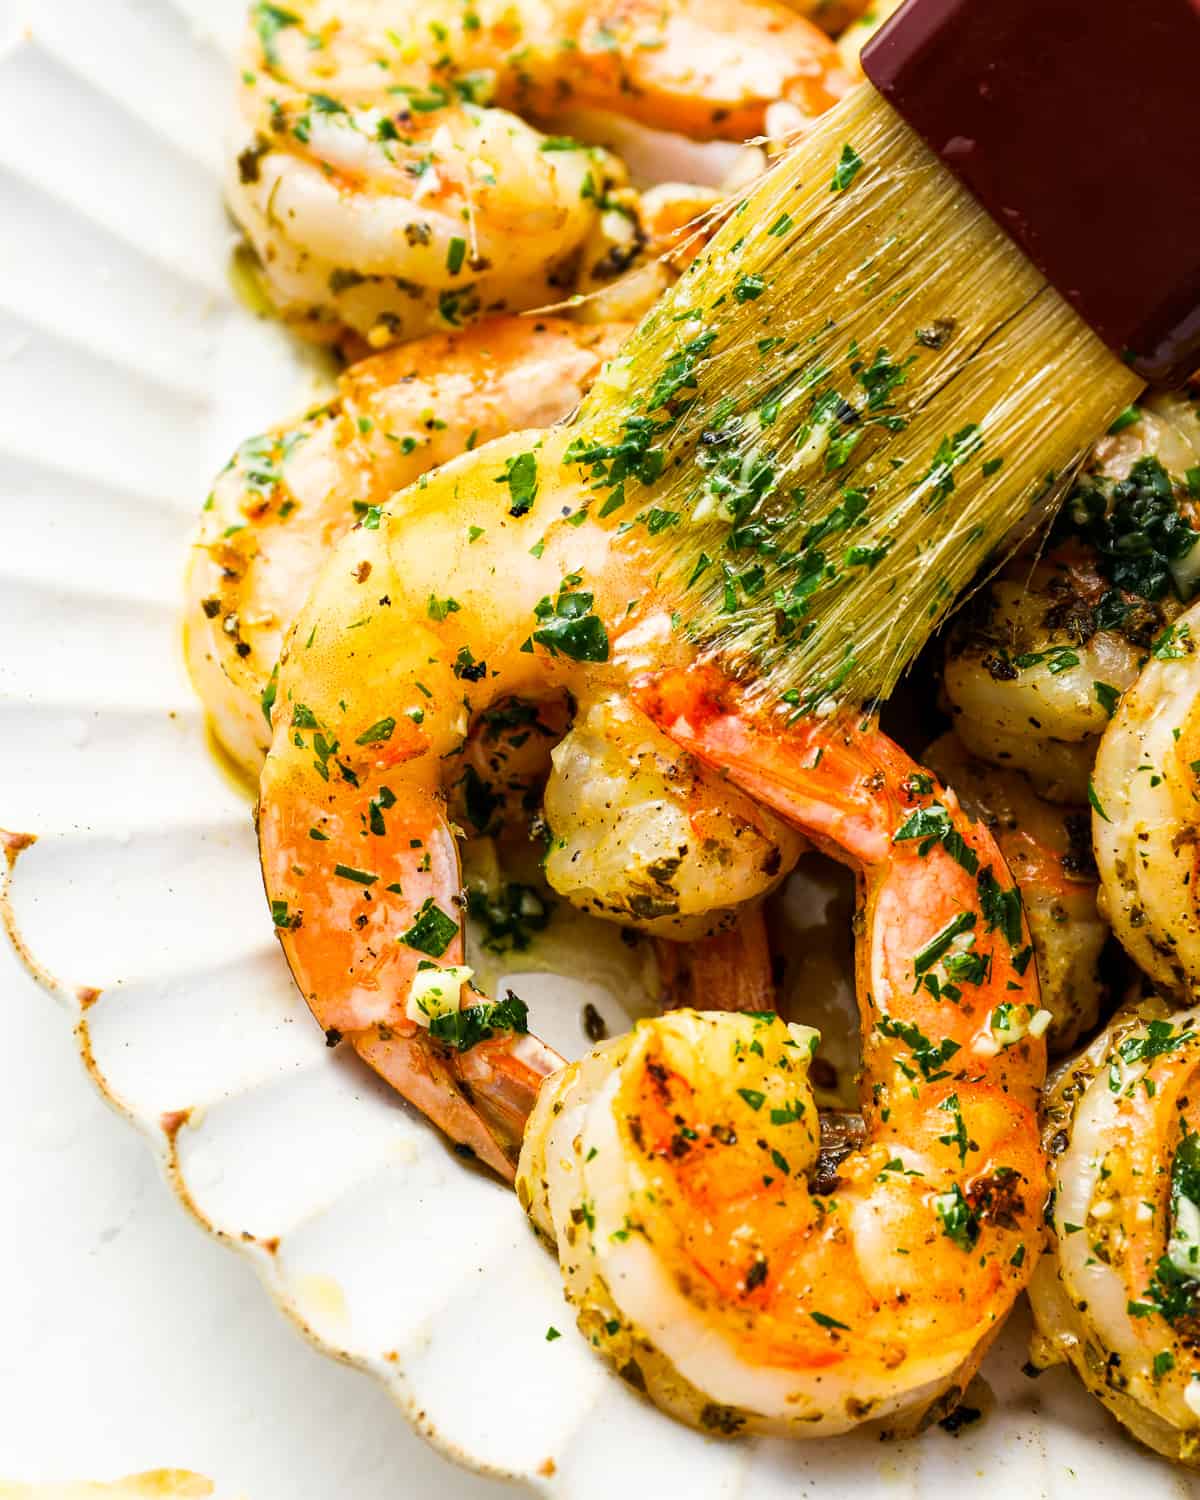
[560,0,1200,713]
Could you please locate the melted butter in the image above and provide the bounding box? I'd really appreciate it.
[294,1273,349,1336]
[228,241,276,321]
[464,838,861,1093]
[203,720,259,804]
[766,852,860,1111]
[0,1475,215,1499]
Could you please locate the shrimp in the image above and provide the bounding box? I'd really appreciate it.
[1091,596,1200,996]
[255,434,1045,1424]
[186,315,629,775]
[774,0,871,35]
[835,0,905,79]
[924,732,1107,1055]
[255,422,805,1176]
[230,0,847,341]
[542,690,803,940]
[1030,994,1200,1466]
[942,389,1200,803]
[516,668,1046,1438]
[187,309,797,1008]
[253,87,1058,1420]
[941,545,1143,803]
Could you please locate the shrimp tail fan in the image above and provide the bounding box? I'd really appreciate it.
[565,85,1140,715]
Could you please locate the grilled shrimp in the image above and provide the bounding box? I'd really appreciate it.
[256,420,804,1176]
[1091,596,1200,996]
[835,0,904,78]
[250,89,1063,1429]
[942,389,1200,802]
[780,0,871,33]
[924,733,1106,1055]
[231,0,847,342]
[1030,995,1200,1466]
[188,307,795,1013]
[517,671,1045,1438]
[186,315,628,774]
[255,427,1045,1420]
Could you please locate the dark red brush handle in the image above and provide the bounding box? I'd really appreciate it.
[863,0,1200,384]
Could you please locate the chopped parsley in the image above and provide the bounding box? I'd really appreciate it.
[497,450,538,516]
[913,911,977,978]
[1127,1130,1200,1324]
[937,1093,976,1165]
[1152,620,1192,660]
[355,717,396,745]
[977,867,1023,949]
[467,882,551,952]
[733,273,765,302]
[1058,457,1200,603]
[531,589,609,662]
[810,1309,850,1331]
[400,898,459,956]
[893,803,978,875]
[934,1183,980,1250]
[428,991,529,1051]
[1094,681,1120,717]
[1118,1018,1196,1065]
[253,3,299,65]
[260,664,279,726]
[427,594,461,622]
[830,143,864,193]
[875,1014,961,1080]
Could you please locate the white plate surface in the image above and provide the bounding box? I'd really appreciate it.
[0,2,1190,1494]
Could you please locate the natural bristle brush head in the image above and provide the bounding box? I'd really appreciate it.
[562,0,1199,717]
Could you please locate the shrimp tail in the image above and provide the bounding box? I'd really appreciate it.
[354,1026,563,1181]
[655,912,776,1014]
[633,663,897,862]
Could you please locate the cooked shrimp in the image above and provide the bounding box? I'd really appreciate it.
[942,546,1146,803]
[230,0,847,340]
[186,315,628,774]
[943,389,1200,802]
[255,421,805,1175]
[1030,995,1200,1466]
[543,690,803,940]
[774,0,871,34]
[250,65,1084,1179]
[255,424,1045,1418]
[835,0,904,78]
[924,732,1107,1054]
[518,670,1045,1438]
[1091,596,1200,997]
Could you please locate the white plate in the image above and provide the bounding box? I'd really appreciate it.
[0,1,1175,1493]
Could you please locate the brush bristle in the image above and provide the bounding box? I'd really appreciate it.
[564,85,1141,713]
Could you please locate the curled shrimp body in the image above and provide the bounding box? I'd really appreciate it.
[1030,996,1200,1466]
[942,546,1145,804]
[257,425,803,1176]
[230,0,846,341]
[518,669,1045,1438]
[942,390,1200,802]
[543,690,804,939]
[1091,597,1200,996]
[186,315,628,774]
[924,733,1106,1055]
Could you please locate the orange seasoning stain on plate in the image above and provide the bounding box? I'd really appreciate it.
[0,1473,217,1499]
